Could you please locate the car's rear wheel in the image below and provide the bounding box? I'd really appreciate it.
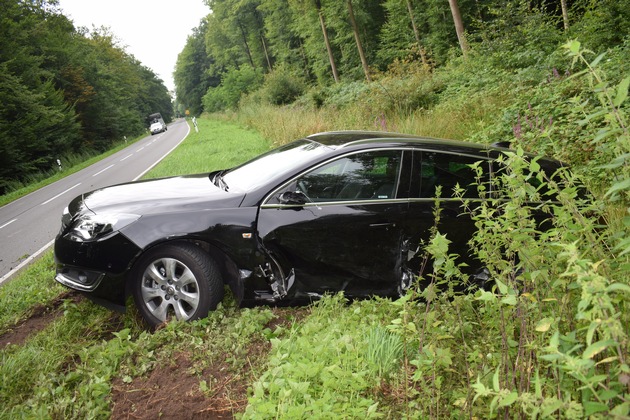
[131,243,223,327]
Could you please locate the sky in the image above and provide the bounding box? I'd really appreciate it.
[57,0,211,93]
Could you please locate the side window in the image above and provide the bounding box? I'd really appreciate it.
[416,152,490,199]
[297,150,402,202]
[492,159,560,200]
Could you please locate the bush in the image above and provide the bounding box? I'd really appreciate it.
[202,66,263,112]
[262,65,306,106]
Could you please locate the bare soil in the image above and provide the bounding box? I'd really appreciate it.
[110,307,306,419]
[0,291,82,349]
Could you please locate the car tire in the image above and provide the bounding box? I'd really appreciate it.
[131,242,224,327]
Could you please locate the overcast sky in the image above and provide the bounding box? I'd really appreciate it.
[57,0,210,93]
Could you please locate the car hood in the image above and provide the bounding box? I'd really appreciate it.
[69,174,244,216]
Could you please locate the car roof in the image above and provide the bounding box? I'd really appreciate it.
[304,130,564,166]
[306,130,510,153]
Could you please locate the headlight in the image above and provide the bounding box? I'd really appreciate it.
[61,207,72,230]
[65,213,140,242]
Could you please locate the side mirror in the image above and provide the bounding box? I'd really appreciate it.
[279,191,308,206]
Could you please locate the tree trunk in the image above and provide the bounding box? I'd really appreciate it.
[315,0,339,83]
[237,20,255,68]
[560,0,569,31]
[260,33,272,71]
[406,0,428,66]
[347,0,371,82]
[447,0,469,57]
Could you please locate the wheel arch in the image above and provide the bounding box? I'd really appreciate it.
[124,238,244,306]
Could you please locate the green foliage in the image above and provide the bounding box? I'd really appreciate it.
[0,68,80,193]
[473,1,564,71]
[203,66,263,112]
[0,252,63,334]
[175,19,218,116]
[0,0,172,194]
[567,0,630,52]
[243,294,401,418]
[261,64,306,106]
[365,325,403,379]
[460,149,629,418]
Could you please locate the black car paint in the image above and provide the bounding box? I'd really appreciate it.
[54,131,564,314]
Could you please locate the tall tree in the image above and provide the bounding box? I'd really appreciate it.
[560,0,569,31]
[406,0,428,65]
[0,0,79,191]
[205,0,269,71]
[447,0,469,56]
[347,0,371,82]
[315,0,340,83]
[259,0,311,77]
[287,0,341,83]
[323,0,386,79]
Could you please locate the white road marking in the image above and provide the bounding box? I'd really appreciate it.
[137,146,145,152]
[40,183,81,206]
[120,154,133,161]
[0,219,17,229]
[0,239,54,286]
[92,164,115,177]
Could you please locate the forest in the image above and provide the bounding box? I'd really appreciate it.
[0,0,173,194]
[174,0,629,116]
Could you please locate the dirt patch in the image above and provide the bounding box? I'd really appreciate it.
[111,306,308,419]
[112,351,237,419]
[0,291,83,349]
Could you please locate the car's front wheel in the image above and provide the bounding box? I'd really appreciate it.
[131,243,223,327]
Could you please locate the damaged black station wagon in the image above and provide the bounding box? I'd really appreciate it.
[54,131,564,326]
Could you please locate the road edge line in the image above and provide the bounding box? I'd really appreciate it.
[0,239,54,286]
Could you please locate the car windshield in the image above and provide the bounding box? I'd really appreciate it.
[222,139,329,192]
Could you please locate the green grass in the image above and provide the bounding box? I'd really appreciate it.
[145,118,270,179]
[0,252,63,335]
[243,295,404,419]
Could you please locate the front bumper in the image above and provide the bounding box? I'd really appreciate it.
[54,231,141,307]
[55,267,105,292]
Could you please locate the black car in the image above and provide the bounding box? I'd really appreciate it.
[54,131,563,326]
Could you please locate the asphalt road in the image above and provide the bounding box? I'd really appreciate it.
[0,118,191,285]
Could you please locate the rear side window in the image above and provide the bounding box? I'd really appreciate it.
[413,152,491,199]
[492,158,563,201]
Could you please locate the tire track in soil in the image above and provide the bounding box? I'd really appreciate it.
[111,307,308,419]
[0,291,83,349]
